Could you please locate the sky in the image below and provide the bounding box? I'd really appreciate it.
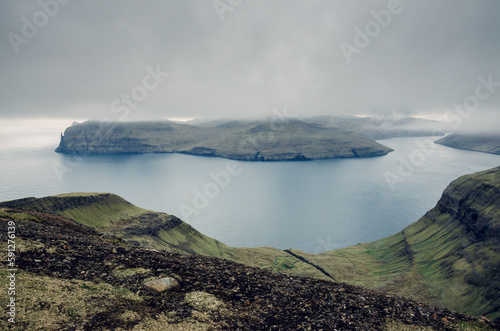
[1,0,499,131]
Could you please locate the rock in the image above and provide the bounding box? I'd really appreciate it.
[142,277,180,294]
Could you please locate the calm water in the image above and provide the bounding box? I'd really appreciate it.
[1,123,499,253]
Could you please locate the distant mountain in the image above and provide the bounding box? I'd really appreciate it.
[304,115,445,139]
[181,118,392,160]
[55,119,393,160]
[435,133,500,155]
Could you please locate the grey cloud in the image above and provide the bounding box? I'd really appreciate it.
[0,0,499,128]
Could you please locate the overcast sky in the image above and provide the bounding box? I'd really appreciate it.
[1,0,499,130]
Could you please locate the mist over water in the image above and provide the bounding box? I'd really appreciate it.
[0,123,499,253]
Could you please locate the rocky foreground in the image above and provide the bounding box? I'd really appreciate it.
[1,209,498,330]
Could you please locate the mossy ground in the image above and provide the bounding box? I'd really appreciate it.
[383,319,496,331]
[0,269,143,330]
[1,205,498,330]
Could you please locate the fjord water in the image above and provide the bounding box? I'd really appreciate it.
[1,124,499,253]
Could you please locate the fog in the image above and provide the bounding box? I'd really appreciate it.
[0,1,499,133]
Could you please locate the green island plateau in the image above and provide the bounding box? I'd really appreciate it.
[1,167,499,330]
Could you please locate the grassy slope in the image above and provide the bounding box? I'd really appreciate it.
[289,167,500,320]
[0,194,327,281]
[54,193,147,228]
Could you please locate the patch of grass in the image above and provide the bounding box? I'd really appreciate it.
[119,310,141,323]
[121,312,215,331]
[57,195,147,229]
[0,270,142,330]
[80,284,99,292]
[112,286,134,297]
[451,322,497,331]
[112,267,151,279]
[226,247,330,281]
[184,291,226,313]
[383,320,435,330]
[382,320,496,331]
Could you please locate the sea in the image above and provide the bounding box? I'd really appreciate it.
[1,119,499,253]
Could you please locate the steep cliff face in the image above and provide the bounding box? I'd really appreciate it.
[0,193,219,255]
[55,121,204,154]
[412,167,500,319]
[435,167,500,242]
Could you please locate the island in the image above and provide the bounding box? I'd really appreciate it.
[55,118,395,160]
[435,132,500,155]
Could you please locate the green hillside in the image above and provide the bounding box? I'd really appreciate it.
[289,166,500,320]
[2,166,499,321]
[0,193,327,280]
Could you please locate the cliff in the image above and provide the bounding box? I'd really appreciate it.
[55,119,393,160]
[289,166,500,321]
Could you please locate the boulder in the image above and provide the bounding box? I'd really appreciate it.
[142,277,180,294]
